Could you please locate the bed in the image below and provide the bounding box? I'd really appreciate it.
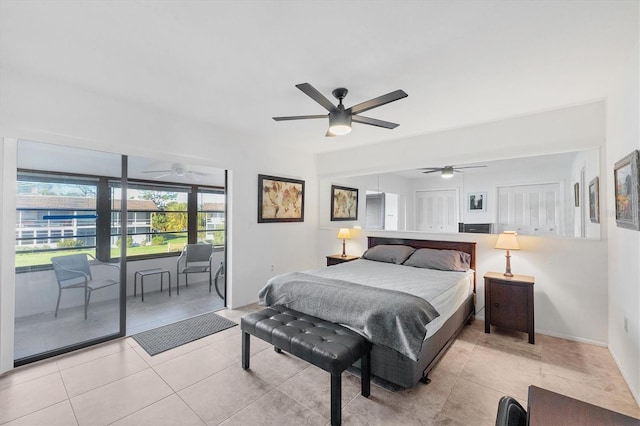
[259,236,476,388]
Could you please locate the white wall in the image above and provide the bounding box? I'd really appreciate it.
[606,37,640,404]
[317,103,610,345]
[0,69,319,373]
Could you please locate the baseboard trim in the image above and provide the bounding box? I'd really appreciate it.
[609,345,640,407]
[472,315,607,347]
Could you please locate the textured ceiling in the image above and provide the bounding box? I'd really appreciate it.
[1,1,638,153]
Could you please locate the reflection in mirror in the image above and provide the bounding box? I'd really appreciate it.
[330,149,600,239]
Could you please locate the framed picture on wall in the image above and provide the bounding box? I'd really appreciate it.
[614,150,640,230]
[589,176,600,223]
[467,192,487,212]
[331,185,358,221]
[257,174,305,223]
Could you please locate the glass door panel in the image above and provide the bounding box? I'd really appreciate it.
[14,140,123,363]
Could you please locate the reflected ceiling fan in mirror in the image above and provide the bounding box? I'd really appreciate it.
[141,163,211,179]
[419,165,487,178]
[273,83,408,137]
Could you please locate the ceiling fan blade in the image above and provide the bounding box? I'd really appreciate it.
[421,170,441,174]
[296,83,336,112]
[141,169,173,174]
[417,168,441,170]
[273,114,327,121]
[153,173,173,179]
[453,165,488,170]
[350,89,408,115]
[352,115,399,129]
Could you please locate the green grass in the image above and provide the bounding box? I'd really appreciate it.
[15,231,224,268]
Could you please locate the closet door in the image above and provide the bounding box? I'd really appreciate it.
[497,183,561,236]
[415,189,458,233]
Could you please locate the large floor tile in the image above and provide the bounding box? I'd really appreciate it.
[69,368,173,425]
[60,348,148,397]
[220,389,327,426]
[55,339,131,371]
[200,324,241,345]
[178,364,271,425]
[439,377,506,426]
[0,359,58,391]
[278,365,363,419]
[0,372,68,424]
[342,385,426,425]
[2,400,78,426]
[244,346,309,387]
[111,394,205,426]
[152,345,235,391]
[459,343,541,401]
[214,331,270,360]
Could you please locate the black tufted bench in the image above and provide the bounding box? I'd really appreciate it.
[241,305,371,426]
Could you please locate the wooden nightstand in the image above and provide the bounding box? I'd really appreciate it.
[326,254,360,266]
[484,272,535,344]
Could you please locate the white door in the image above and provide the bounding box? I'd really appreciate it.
[415,189,458,233]
[497,183,562,236]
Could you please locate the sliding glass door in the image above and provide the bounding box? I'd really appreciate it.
[14,140,124,363]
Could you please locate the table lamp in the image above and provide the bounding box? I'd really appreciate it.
[337,228,351,257]
[495,231,520,277]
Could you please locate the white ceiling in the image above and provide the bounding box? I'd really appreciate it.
[1,1,638,154]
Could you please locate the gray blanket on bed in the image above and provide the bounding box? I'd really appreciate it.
[258,272,440,360]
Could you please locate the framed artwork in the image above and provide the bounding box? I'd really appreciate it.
[614,150,640,230]
[574,182,580,207]
[331,185,358,221]
[589,177,600,223]
[467,192,487,212]
[257,174,305,223]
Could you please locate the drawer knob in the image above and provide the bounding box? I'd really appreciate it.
[494,303,500,308]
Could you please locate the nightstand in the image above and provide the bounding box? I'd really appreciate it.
[484,272,535,344]
[326,254,360,266]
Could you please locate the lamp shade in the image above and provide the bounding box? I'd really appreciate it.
[495,231,520,250]
[337,228,351,239]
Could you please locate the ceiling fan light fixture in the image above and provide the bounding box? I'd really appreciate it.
[441,168,455,178]
[328,110,352,136]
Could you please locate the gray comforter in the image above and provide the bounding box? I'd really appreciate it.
[258,272,440,360]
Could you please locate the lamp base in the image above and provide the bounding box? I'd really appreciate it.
[341,239,347,257]
[503,251,513,277]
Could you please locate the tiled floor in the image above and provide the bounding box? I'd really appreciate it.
[2,304,639,425]
[14,280,225,360]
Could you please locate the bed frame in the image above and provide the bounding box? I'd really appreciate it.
[363,236,477,388]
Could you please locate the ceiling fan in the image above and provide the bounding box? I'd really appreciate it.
[273,83,408,137]
[419,165,487,178]
[141,163,211,179]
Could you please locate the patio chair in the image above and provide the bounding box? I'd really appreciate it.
[176,243,213,294]
[51,253,119,320]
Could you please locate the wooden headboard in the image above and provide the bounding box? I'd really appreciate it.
[367,236,477,291]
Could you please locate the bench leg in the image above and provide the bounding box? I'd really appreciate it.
[242,332,250,370]
[274,347,282,353]
[331,373,341,426]
[361,351,371,398]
